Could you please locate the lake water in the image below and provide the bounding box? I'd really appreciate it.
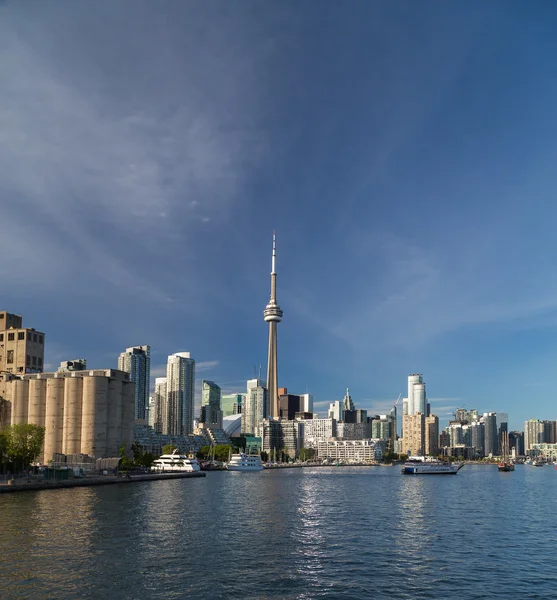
[1,464,556,599]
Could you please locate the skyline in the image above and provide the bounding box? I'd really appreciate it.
[2,2,557,430]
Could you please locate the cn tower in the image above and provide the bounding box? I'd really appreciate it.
[264,231,283,419]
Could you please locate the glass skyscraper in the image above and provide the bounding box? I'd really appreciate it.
[118,345,150,420]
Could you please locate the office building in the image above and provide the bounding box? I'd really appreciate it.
[328,400,344,422]
[261,419,302,459]
[483,413,499,456]
[302,418,336,449]
[0,310,45,375]
[336,422,369,440]
[1,369,134,461]
[542,420,557,444]
[299,393,313,413]
[118,345,150,420]
[242,378,267,436]
[263,232,283,419]
[470,420,485,457]
[221,393,243,417]
[200,380,222,427]
[166,352,195,436]
[508,431,524,457]
[343,388,355,412]
[152,377,166,434]
[279,388,302,420]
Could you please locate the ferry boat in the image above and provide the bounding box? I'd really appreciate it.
[226,452,264,472]
[401,457,463,475]
[151,450,200,473]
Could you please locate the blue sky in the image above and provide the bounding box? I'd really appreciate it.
[2,1,557,429]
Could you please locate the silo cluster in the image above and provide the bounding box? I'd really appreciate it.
[3,370,135,462]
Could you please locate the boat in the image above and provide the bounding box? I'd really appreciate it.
[225,452,264,472]
[401,457,463,475]
[533,460,545,467]
[151,449,200,473]
[498,432,515,472]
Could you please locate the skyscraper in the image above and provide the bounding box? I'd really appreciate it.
[264,232,283,419]
[154,377,167,434]
[406,374,426,415]
[201,380,222,426]
[222,393,243,417]
[343,388,355,412]
[242,378,267,435]
[118,345,150,420]
[166,352,195,436]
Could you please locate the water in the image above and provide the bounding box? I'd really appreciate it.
[1,465,556,599]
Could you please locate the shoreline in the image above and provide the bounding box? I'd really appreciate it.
[0,471,206,494]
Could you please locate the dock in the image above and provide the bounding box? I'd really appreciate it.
[0,471,206,494]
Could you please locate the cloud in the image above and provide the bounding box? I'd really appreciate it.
[197,361,220,373]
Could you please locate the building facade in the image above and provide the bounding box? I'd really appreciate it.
[316,439,383,462]
[301,417,336,448]
[221,393,243,417]
[402,413,425,456]
[166,352,195,436]
[1,369,134,461]
[242,379,267,436]
[118,345,150,420]
[524,419,545,451]
[261,419,302,458]
[0,310,45,375]
[200,380,222,427]
[425,415,439,456]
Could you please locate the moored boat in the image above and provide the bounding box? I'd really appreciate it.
[498,433,515,472]
[151,449,200,473]
[226,452,264,472]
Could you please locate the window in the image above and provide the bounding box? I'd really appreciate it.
[32,356,37,366]
[18,331,25,340]
[0,334,3,342]
[7,350,14,364]
[26,355,30,366]
[0,313,4,319]
[39,335,44,344]
[33,334,37,343]
[8,332,14,341]
[17,367,23,373]
[38,357,43,367]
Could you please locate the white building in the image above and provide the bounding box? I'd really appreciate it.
[336,422,368,440]
[524,419,545,452]
[165,352,195,436]
[317,439,383,462]
[299,393,313,413]
[302,417,336,448]
[407,374,426,415]
[242,378,267,436]
[328,400,344,421]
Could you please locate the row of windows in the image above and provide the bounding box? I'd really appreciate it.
[0,332,43,343]
[5,351,42,367]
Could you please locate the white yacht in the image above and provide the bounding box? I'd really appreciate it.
[226,452,264,472]
[151,450,200,473]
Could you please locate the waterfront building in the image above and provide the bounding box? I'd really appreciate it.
[316,439,383,462]
[242,378,267,436]
[263,232,283,419]
[524,419,545,452]
[261,419,302,459]
[402,413,425,456]
[200,380,222,427]
[1,369,134,461]
[483,413,499,456]
[166,352,195,436]
[58,359,87,372]
[222,393,243,417]
[0,310,45,375]
[118,345,150,420]
[508,430,524,456]
[328,400,344,422]
[302,417,336,448]
[529,443,557,460]
[425,415,439,456]
[470,420,485,457]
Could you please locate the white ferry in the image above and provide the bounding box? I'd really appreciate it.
[401,457,463,475]
[226,452,264,472]
[151,450,200,473]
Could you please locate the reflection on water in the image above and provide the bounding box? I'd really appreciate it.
[2,466,557,599]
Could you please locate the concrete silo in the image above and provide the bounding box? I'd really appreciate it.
[28,378,47,428]
[12,379,29,424]
[80,375,109,458]
[106,376,123,457]
[63,376,83,455]
[44,377,65,462]
[120,379,135,452]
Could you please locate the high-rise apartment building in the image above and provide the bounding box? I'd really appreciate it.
[470,420,485,456]
[402,413,425,456]
[118,345,150,420]
[425,415,439,456]
[0,310,45,375]
[222,393,243,417]
[166,352,195,436]
[153,377,167,434]
[328,400,344,422]
[405,374,426,415]
[242,378,267,436]
[524,419,545,451]
[483,413,499,456]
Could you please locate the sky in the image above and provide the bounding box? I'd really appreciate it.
[2,1,557,430]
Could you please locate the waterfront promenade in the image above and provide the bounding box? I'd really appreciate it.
[0,471,205,494]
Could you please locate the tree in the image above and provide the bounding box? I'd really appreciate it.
[260,451,269,462]
[5,424,45,470]
[299,448,315,462]
[119,445,134,470]
[131,442,156,469]
[0,430,8,468]
[162,444,177,455]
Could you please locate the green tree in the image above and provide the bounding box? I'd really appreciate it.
[162,444,177,455]
[119,445,134,470]
[197,445,211,460]
[214,445,232,462]
[5,424,45,470]
[260,451,269,462]
[299,448,315,462]
[0,430,8,467]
